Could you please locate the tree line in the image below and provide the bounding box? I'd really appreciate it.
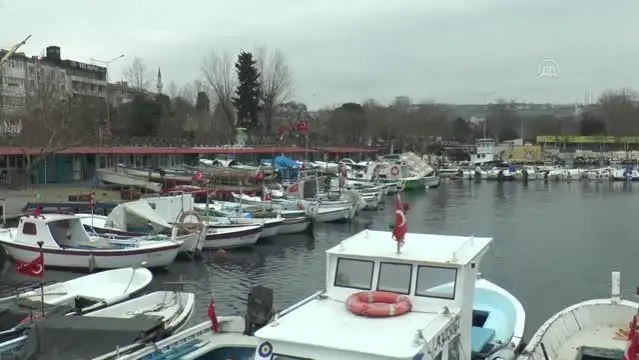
[112,46,293,143]
[6,47,639,162]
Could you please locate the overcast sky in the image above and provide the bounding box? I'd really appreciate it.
[2,0,639,109]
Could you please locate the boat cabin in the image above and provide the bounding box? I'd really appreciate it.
[471,139,499,165]
[14,214,93,249]
[254,230,492,360]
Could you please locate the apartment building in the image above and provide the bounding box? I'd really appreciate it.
[0,45,107,135]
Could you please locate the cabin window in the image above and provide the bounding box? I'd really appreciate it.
[415,265,457,299]
[22,222,37,235]
[334,258,374,290]
[377,262,412,294]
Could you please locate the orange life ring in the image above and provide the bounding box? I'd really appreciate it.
[391,166,401,176]
[346,291,412,317]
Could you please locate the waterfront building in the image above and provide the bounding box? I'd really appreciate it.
[0,45,107,135]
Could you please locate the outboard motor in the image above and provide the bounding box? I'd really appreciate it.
[244,285,275,336]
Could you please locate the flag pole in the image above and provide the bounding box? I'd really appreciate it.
[37,240,45,317]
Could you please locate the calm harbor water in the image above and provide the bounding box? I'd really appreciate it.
[2,180,639,340]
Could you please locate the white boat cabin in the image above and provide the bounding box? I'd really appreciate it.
[254,230,492,360]
[471,139,498,165]
[12,214,94,249]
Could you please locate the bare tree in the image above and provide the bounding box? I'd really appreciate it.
[8,59,98,186]
[124,57,152,92]
[166,81,179,98]
[201,49,236,132]
[254,46,293,133]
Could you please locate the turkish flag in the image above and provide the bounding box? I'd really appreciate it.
[208,293,219,333]
[288,183,299,193]
[625,315,638,360]
[16,255,44,278]
[392,194,407,242]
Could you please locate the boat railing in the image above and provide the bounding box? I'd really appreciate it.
[274,290,325,321]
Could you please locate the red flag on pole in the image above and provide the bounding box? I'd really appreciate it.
[16,255,44,278]
[625,315,638,360]
[392,194,407,244]
[88,192,95,209]
[32,204,43,218]
[208,291,219,333]
[296,120,308,134]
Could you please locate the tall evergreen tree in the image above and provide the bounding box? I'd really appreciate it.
[232,51,261,130]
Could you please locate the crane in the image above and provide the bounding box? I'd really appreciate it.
[0,34,32,69]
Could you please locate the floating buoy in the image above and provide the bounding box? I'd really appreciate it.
[214,249,227,259]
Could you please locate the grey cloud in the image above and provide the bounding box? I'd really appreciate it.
[2,0,639,109]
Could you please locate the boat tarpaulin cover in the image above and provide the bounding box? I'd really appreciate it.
[18,314,163,360]
[106,199,172,232]
[0,298,73,332]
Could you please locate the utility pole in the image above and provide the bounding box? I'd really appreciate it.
[90,54,125,130]
[471,91,495,138]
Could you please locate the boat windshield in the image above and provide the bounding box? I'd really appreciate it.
[377,262,412,294]
[415,265,457,300]
[334,258,374,290]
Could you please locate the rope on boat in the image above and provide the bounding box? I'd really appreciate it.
[125,291,183,322]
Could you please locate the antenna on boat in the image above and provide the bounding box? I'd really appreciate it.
[611,271,621,301]
[470,235,474,246]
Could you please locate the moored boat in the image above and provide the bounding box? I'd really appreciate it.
[96,169,163,193]
[109,229,525,360]
[0,290,195,356]
[278,216,312,235]
[423,174,441,188]
[202,225,262,249]
[515,271,637,360]
[0,214,182,270]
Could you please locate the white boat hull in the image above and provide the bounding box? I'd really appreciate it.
[203,225,262,249]
[278,217,312,234]
[0,240,180,270]
[423,175,440,188]
[309,207,351,223]
[0,267,152,305]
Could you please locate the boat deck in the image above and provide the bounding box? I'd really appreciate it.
[256,296,453,359]
[555,325,625,360]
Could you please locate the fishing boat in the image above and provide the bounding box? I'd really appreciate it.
[515,271,637,360]
[118,164,195,187]
[423,174,441,188]
[278,216,312,235]
[96,169,163,193]
[107,229,525,360]
[201,225,263,249]
[0,214,182,270]
[78,199,204,256]
[0,290,195,357]
[208,217,283,239]
[0,267,152,305]
[306,205,354,223]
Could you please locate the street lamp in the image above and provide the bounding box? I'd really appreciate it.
[470,91,495,138]
[90,54,124,128]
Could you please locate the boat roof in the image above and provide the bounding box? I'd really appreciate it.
[256,295,456,359]
[327,230,491,266]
